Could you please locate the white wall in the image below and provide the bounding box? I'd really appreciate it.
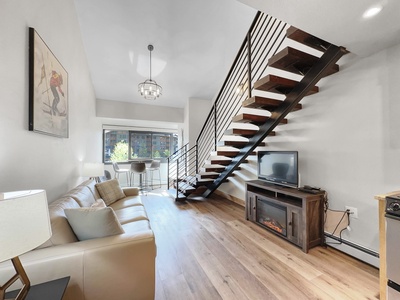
[97,99,184,123]
[0,0,101,202]
[218,43,400,264]
[185,98,212,148]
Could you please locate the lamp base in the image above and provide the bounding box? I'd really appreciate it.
[0,256,30,300]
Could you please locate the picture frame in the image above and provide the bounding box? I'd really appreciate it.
[29,27,69,138]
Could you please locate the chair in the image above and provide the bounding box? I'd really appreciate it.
[99,170,112,182]
[146,160,161,189]
[130,162,147,192]
[112,162,130,186]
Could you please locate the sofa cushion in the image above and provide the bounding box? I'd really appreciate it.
[110,196,144,211]
[67,182,97,207]
[65,207,124,241]
[37,196,80,249]
[91,198,106,208]
[84,179,102,199]
[113,206,148,224]
[95,179,125,206]
[122,220,152,233]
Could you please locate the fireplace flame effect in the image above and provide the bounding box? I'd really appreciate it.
[261,217,285,234]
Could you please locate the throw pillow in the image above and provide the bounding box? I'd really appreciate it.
[91,198,106,208]
[95,179,125,206]
[64,207,124,241]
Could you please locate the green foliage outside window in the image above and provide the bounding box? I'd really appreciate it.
[111,141,132,162]
[104,130,178,163]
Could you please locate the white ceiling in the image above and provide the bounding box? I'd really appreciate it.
[74,0,256,108]
[74,0,400,109]
[239,0,400,57]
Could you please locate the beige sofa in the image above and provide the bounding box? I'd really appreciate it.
[0,179,156,300]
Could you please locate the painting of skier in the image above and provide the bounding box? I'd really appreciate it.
[29,28,68,138]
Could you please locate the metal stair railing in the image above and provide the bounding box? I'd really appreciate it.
[167,12,290,198]
[167,144,189,188]
[197,12,289,172]
[167,144,198,199]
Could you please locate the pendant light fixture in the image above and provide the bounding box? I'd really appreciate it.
[138,44,162,100]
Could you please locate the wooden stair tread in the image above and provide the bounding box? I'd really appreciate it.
[208,157,232,165]
[243,96,302,112]
[286,26,332,52]
[225,128,275,137]
[201,165,226,172]
[177,182,196,191]
[187,177,214,188]
[209,158,249,165]
[167,188,187,201]
[232,113,288,125]
[218,140,266,149]
[196,178,214,184]
[186,185,209,196]
[224,128,258,137]
[181,175,214,188]
[197,172,220,179]
[182,175,197,185]
[216,150,256,157]
[268,47,339,76]
[216,150,239,157]
[254,75,319,95]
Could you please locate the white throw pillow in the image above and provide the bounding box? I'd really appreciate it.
[64,207,124,241]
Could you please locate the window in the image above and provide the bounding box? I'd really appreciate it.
[103,130,178,163]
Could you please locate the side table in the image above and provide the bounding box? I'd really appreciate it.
[5,277,70,300]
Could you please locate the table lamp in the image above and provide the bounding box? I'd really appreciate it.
[82,162,105,183]
[0,190,52,300]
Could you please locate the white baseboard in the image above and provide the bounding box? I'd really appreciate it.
[324,235,379,268]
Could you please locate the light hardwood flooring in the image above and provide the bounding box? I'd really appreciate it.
[141,190,380,300]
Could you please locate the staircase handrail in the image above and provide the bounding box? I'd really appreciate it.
[196,11,261,146]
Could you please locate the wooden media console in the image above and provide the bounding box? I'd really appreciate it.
[245,180,325,253]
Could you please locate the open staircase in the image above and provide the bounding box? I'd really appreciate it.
[168,14,348,201]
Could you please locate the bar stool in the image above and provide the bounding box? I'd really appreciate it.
[146,160,161,189]
[112,162,130,186]
[130,162,147,192]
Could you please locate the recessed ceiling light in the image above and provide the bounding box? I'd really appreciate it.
[363,5,383,18]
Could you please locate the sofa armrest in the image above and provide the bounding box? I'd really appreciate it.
[0,230,156,300]
[122,187,139,197]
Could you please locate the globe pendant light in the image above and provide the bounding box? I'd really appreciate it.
[138,45,162,100]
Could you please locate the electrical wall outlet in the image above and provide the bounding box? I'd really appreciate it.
[345,206,358,219]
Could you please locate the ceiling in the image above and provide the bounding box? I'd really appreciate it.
[239,0,400,58]
[74,0,400,109]
[74,0,256,108]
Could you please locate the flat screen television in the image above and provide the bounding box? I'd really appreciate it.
[257,151,299,188]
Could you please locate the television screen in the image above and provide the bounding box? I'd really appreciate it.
[258,151,298,188]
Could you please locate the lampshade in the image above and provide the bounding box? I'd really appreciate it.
[0,190,51,263]
[82,163,105,178]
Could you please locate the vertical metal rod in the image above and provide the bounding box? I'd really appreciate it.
[176,159,179,200]
[167,157,170,188]
[185,144,188,176]
[214,102,217,151]
[195,144,198,174]
[247,31,252,99]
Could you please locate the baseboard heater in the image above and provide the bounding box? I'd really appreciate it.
[324,232,379,258]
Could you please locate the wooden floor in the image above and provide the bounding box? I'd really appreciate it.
[141,190,380,300]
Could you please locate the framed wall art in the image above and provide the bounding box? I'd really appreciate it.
[29,27,68,138]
